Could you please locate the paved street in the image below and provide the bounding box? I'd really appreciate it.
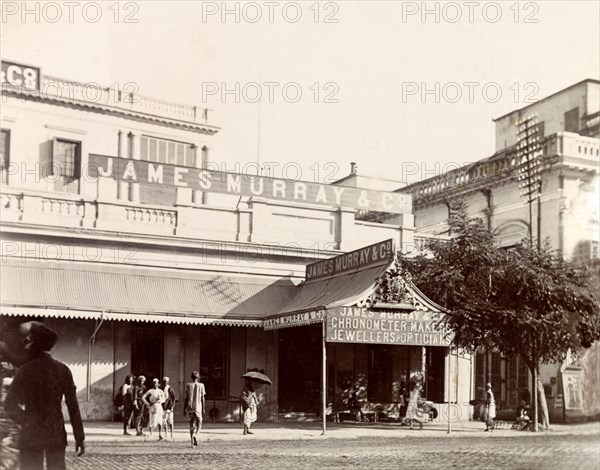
[63,422,600,469]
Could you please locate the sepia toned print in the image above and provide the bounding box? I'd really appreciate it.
[1,2,598,469]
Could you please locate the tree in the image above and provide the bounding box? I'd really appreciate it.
[396,202,600,431]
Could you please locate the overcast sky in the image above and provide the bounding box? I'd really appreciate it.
[3,1,599,184]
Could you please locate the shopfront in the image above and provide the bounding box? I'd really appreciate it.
[264,239,474,426]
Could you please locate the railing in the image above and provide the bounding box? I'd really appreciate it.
[0,187,403,252]
[403,132,599,201]
[2,75,211,126]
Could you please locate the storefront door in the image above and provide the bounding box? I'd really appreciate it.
[278,324,322,413]
[131,323,164,382]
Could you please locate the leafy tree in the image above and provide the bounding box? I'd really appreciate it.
[396,202,600,431]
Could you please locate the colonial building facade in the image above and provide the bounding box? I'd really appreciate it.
[1,61,470,424]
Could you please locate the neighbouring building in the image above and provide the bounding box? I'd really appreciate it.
[358,78,600,422]
[0,60,473,425]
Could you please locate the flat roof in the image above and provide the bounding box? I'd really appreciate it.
[492,78,600,122]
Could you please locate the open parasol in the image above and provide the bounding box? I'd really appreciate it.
[241,371,272,385]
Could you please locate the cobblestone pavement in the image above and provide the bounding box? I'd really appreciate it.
[65,432,599,470]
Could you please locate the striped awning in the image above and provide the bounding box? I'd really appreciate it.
[1,261,299,326]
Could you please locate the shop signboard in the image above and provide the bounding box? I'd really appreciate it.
[263,309,325,330]
[326,306,451,346]
[305,238,395,282]
[1,60,41,92]
[86,155,412,215]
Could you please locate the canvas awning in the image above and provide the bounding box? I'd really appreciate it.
[0,261,299,326]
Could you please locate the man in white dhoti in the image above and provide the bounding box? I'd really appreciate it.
[142,378,165,440]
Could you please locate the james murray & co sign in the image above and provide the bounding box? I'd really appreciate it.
[87,155,412,215]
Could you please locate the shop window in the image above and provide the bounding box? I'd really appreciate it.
[51,138,81,193]
[1,129,10,184]
[368,345,392,402]
[425,347,446,403]
[140,135,196,167]
[199,326,229,398]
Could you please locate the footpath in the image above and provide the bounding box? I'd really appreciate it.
[70,419,600,443]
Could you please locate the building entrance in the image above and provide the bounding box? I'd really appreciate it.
[131,323,164,382]
[278,324,322,413]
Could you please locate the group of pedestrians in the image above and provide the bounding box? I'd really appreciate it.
[118,375,176,440]
[118,371,260,444]
[118,372,202,446]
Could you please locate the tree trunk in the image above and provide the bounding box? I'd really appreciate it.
[537,373,550,429]
[532,361,539,432]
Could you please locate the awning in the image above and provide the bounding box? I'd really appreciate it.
[272,260,390,318]
[1,261,299,326]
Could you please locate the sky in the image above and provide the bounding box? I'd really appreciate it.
[2,0,599,184]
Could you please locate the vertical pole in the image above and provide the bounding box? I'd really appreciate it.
[528,199,534,245]
[447,346,452,434]
[536,183,542,249]
[322,319,327,435]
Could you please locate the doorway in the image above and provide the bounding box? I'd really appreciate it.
[278,324,322,413]
[131,323,164,382]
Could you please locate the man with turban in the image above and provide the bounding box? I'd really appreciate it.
[5,321,85,469]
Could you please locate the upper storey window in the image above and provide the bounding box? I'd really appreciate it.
[51,138,81,193]
[140,135,196,167]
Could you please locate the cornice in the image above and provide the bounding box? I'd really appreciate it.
[3,92,220,136]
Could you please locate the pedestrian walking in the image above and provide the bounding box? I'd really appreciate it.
[241,378,258,435]
[142,379,165,440]
[184,371,205,447]
[161,377,176,439]
[405,382,422,421]
[119,375,135,435]
[132,375,147,436]
[5,321,85,470]
[484,383,496,432]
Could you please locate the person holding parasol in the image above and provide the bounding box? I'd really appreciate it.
[240,371,271,435]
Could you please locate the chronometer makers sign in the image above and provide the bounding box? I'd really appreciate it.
[87,155,412,215]
[326,306,450,346]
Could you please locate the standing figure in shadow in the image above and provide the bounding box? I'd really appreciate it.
[5,321,85,470]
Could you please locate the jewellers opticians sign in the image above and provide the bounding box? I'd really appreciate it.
[305,239,395,282]
[1,61,40,92]
[87,155,412,215]
[326,306,451,346]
